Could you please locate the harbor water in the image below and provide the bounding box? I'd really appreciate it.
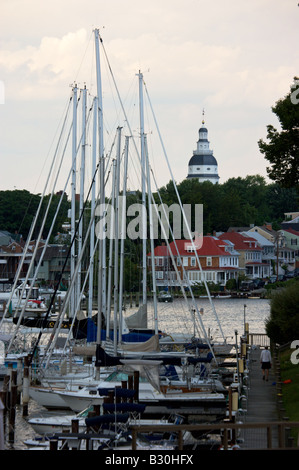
[1,297,271,450]
[133,296,271,342]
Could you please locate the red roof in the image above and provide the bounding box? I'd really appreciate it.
[284,228,299,237]
[149,236,233,257]
[150,245,170,257]
[218,232,262,251]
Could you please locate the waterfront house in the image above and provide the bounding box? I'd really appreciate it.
[277,228,299,270]
[242,231,274,278]
[0,239,31,280]
[148,236,240,288]
[33,244,70,286]
[218,231,264,279]
[281,212,299,232]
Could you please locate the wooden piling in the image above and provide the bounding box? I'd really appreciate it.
[71,419,79,450]
[128,374,134,403]
[8,370,18,443]
[50,439,58,451]
[133,371,139,402]
[22,356,30,417]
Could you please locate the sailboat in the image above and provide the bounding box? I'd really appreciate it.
[1,30,230,403]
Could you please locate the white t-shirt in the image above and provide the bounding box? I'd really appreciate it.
[260,349,271,363]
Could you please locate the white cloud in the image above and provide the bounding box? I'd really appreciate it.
[0,0,298,192]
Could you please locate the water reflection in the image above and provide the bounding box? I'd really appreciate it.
[124,297,271,342]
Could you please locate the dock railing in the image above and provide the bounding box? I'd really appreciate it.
[130,421,299,450]
[248,333,270,347]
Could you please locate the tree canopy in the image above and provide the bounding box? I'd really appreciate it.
[0,175,297,243]
[258,77,299,192]
[0,190,69,242]
[265,281,299,344]
[154,176,297,237]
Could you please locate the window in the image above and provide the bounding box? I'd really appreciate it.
[188,271,201,281]
[206,257,212,266]
[205,272,214,281]
[191,257,196,267]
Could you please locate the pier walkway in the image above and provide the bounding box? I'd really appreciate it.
[240,345,279,449]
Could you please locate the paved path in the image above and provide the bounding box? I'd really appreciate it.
[240,346,279,449]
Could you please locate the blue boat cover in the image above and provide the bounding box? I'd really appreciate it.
[97,388,136,399]
[85,412,130,427]
[95,345,213,367]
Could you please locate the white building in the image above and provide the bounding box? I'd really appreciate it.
[187,115,219,184]
[243,231,274,277]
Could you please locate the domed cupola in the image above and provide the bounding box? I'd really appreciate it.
[187,111,220,184]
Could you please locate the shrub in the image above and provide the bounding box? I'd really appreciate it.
[265,281,299,344]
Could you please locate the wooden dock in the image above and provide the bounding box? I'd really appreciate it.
[240,346,280,448]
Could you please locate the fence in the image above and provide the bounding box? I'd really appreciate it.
[130,421,299,450]
[248,333,270,347]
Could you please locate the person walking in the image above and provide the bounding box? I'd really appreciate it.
[260,346,272,381]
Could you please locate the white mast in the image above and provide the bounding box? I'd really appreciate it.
[70,84,78,319]
[106,158,116,338]
[113,127,122,354]
[78,85,87,312]
[138,71,147,308]
[119,136,129,339]
[144,136,158,335]
[87,96,97,327]
[94,29,106,344]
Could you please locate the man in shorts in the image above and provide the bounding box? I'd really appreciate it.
[260,346,272,381]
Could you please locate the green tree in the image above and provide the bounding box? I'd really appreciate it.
[265,281,299,344]
[265,184,298,223]
[258,78,299,192]
[0,190,40,239]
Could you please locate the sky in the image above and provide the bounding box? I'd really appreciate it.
[0,0,298,196]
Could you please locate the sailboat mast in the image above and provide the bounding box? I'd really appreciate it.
[88,96,97,322]
[138,71,147,307]
[70,84,78,319]
[113,127,122,354]
[78,85,87,312]
[94,29,106,344]
[106,159,116,338]
[119,136,129,340]
[144,136,158,335]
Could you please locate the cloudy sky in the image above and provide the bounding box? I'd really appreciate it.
[0,0,298,196]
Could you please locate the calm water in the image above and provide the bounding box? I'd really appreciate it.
[130,296,271,343]
[3,297,271,450]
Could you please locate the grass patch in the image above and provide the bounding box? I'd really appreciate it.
[279,346,299,443]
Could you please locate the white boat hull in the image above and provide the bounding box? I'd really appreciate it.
[28,415,86,435]
[57,389,105,412]
[29,386,69,409]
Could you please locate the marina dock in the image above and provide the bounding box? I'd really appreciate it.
[1,335,299,451]
[240,345,279,449]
